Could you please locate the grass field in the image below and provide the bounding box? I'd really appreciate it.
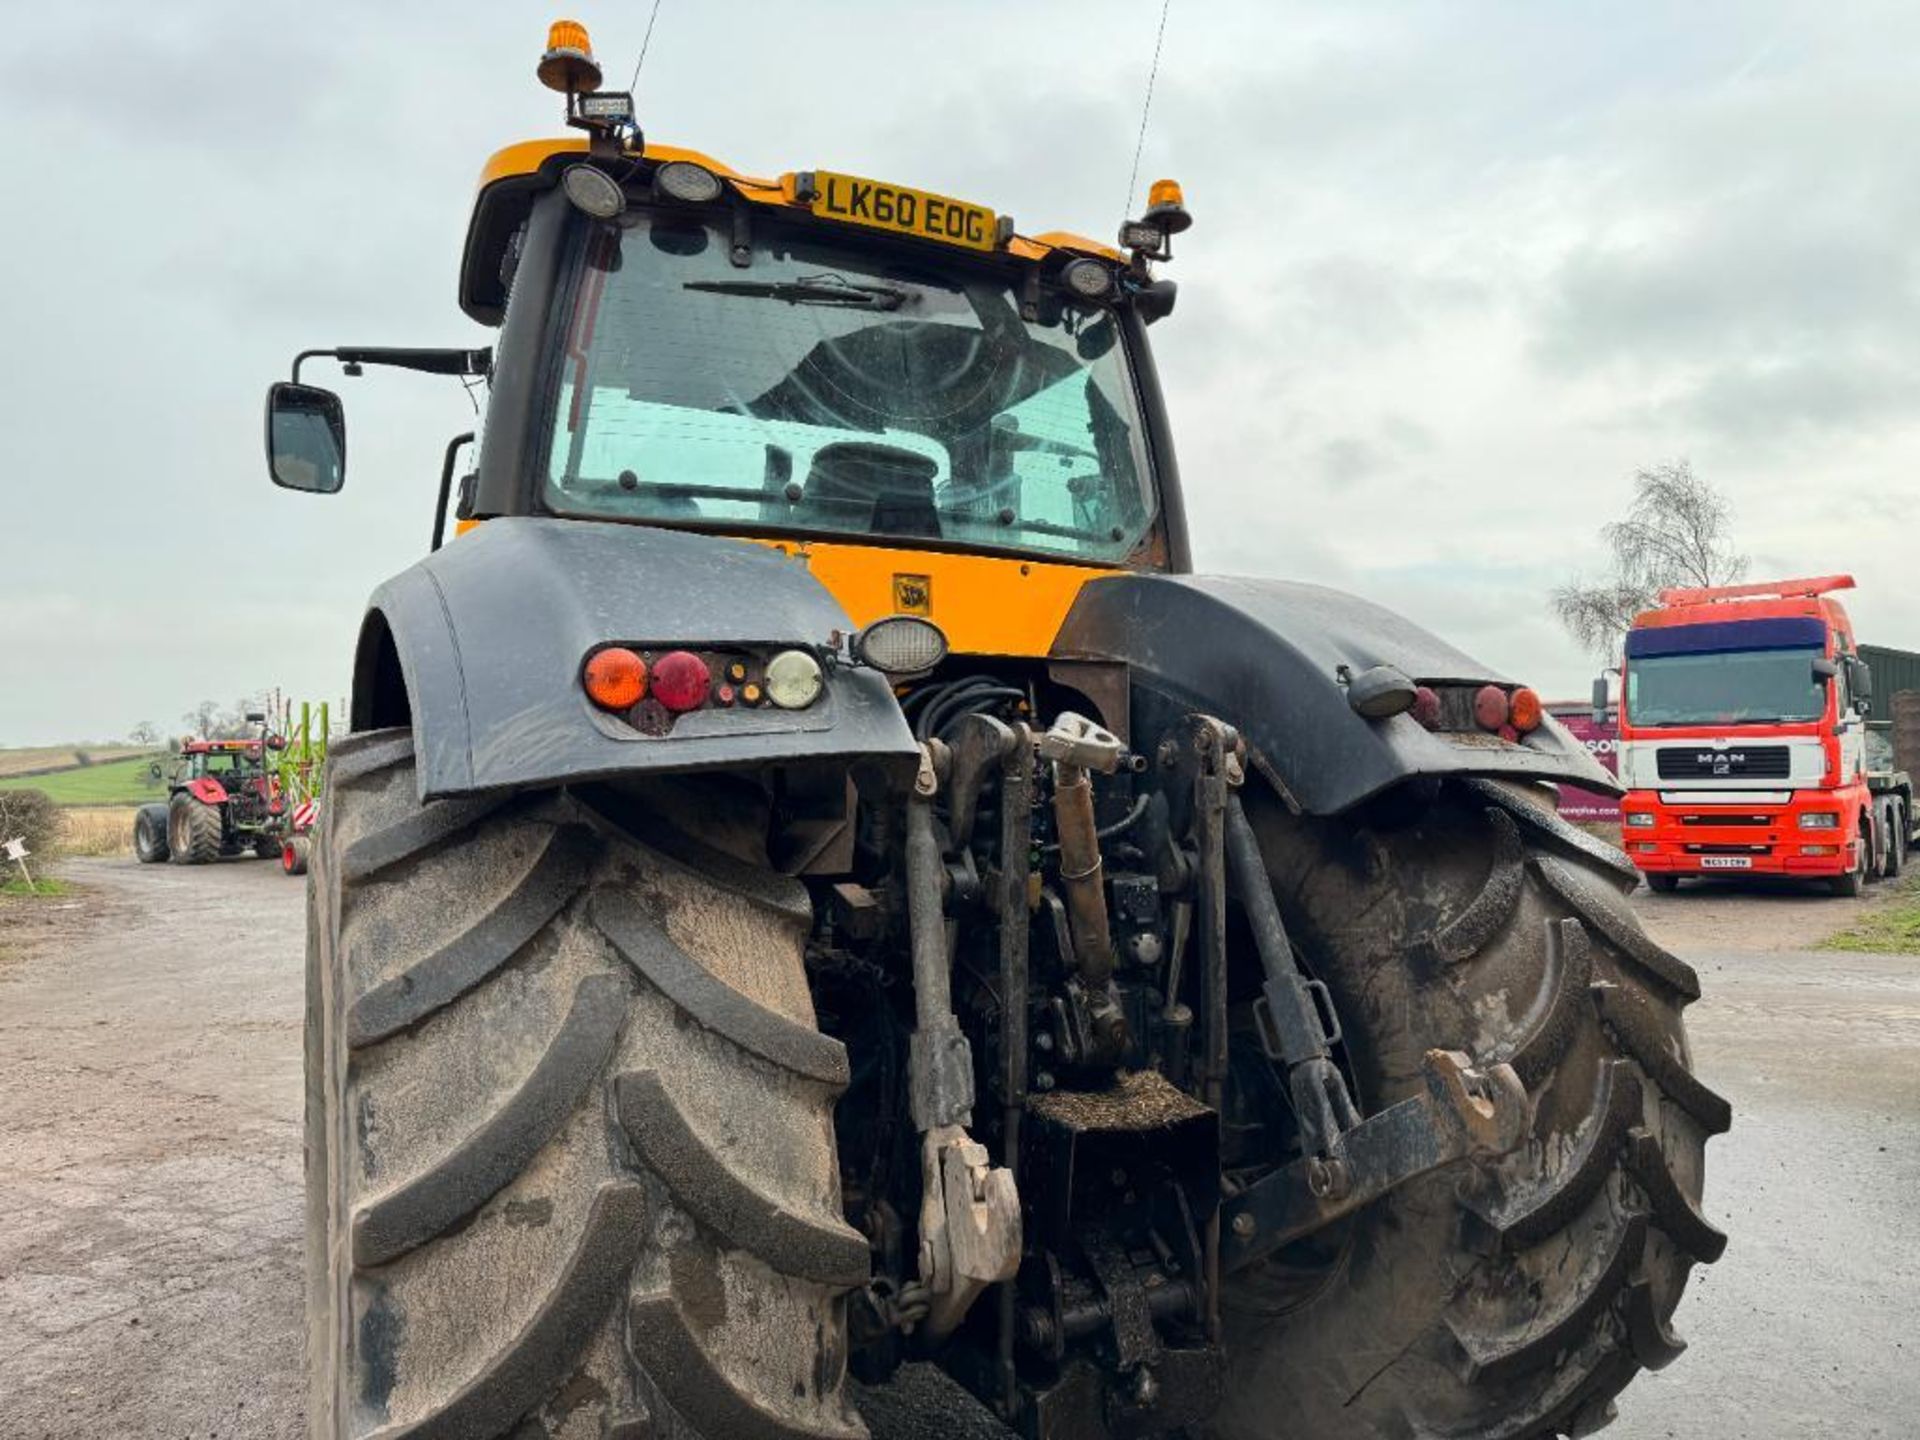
[0,755,165,806]
[1,874,72,898]
[1822,871,1920,954]
[0,746,156,780]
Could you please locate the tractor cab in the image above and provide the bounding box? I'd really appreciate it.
[266,22,1194,654]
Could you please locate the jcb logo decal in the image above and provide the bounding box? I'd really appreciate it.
[893,574,932,615]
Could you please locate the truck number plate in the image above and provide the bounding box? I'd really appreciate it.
[1699,856,1753,869]
[812,171,997,251]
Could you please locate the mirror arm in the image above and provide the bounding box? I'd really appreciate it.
[433,433,478,552]
[292,347,492,382]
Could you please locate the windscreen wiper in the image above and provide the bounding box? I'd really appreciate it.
[685,276,909,311]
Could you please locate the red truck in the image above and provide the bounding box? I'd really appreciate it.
[1609,575,1919,895]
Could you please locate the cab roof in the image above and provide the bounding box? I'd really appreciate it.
[1631,576,1857,642]
[460,137,1125,325]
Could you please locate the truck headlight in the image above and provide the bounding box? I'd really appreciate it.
[1799,812,1839,829]
[1625,812,1655,828]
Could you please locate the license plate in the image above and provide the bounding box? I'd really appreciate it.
[812,171,997,251]
[1698,856,1753,869]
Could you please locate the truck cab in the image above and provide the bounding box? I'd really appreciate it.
[1614,574,1912,894]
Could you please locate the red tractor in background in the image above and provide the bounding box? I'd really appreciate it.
[134,713,290,865]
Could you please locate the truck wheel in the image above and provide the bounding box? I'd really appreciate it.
[1213,779,1725,1440]
[168,794,222,865]
[283,836,310,877]
[1644,873,1679,894]
[1873,802,1904,879]
[257,834,284,861]
[305,730,865,1440]
[1831,830,1867,897]
[134,803,171,863]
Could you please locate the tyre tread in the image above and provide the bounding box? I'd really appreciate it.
[363,1183,649,1440]
[614,1068,870,1287]
[351,973,630,1268]
[346,825,596,1047]
[592,888,849,1089]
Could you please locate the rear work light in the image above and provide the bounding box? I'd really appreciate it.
[655,161,724,204]
[855,615,948,680]
[583,647,647,710]
[1060,258,1116,300]
[650,651,713,712]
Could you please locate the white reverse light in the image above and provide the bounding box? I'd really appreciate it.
[765,649,825,709]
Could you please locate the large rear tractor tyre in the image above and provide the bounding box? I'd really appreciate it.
[134,803,171,864]
[1211,779,1725,1440]
[305,730,866,1440]
[168,794,222,865]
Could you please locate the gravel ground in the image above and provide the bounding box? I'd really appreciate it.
[2,858,1916,1438]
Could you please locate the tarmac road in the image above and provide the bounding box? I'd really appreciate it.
[1,858,1916,1438]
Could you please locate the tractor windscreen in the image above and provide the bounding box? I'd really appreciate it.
[542,212,1157,562]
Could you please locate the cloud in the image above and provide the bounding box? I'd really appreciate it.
[5,2,1920,742]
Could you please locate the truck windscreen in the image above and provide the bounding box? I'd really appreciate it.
[1626,647,1827,726]
[540,213,1157,563]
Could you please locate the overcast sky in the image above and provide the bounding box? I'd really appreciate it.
[3,2,1916,745]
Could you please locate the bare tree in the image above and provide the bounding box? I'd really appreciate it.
[183,700,223,741]
[128,721,161,747]
[1552,461,1747,660]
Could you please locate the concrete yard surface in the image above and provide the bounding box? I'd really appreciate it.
[1,858,1917,1437]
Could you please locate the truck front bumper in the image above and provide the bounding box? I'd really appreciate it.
[1620,793,1859,878]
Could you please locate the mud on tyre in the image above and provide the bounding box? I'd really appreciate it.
[305,730,866,1440]
[1211,778,1726,1440]
[168,792,222,865]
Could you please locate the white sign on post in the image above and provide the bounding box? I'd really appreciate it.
[4,836,32,893]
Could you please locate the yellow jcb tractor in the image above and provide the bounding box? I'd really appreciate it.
[268,22,1724,1440]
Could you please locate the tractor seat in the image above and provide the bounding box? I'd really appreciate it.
[802,442,942,538]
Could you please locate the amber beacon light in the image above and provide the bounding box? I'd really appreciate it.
[538,19,602,94]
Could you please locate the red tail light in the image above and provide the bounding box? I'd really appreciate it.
[1411,686,1441,730]
[1473,684,1509,731]
[650,651,712,712]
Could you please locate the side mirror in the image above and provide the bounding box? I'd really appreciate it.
[148,761,164,779]
[266,382,346,493]
[1849,656,1873,709]
[1590,674,1609,723]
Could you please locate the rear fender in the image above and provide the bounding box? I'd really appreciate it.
[352,518,919,801]
[1053,573,1615,816]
